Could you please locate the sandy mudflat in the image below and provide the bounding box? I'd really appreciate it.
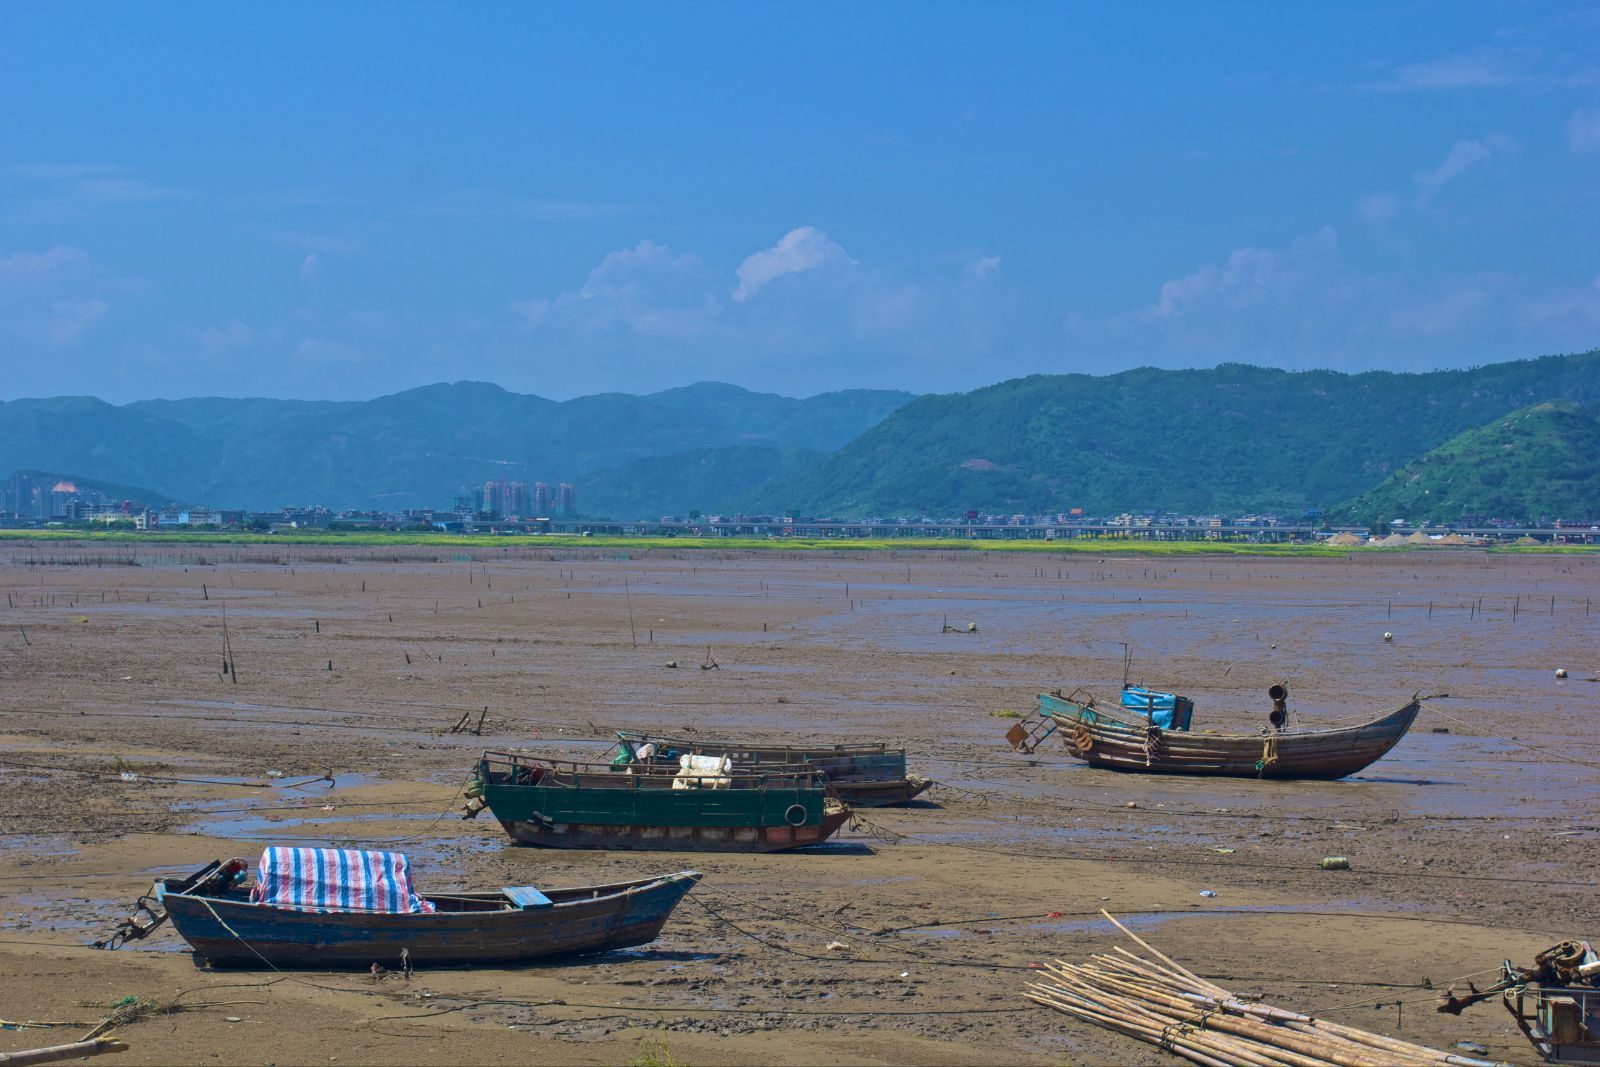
[1,541,1595,1065]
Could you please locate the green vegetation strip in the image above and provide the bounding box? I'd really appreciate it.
[2,528,1577,555]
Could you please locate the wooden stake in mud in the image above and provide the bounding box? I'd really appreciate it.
[220,605,237,683]
[624,578,638,648]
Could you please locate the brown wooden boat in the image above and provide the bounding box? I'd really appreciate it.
[1007,685,1420,780]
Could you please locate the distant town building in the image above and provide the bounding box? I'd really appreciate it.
[557,483,576,516]
[534,482,550,516]
[3,474,97,520]
[477,481,503,519]
[507,481,529,518]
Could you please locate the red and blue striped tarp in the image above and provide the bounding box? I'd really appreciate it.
[249,847,435,914]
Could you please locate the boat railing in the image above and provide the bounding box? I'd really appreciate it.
[614,732,897,759]
[480,751,830,791]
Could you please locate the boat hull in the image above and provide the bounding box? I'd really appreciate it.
[615,734,932,807]
[159,871,701,967]
[833,776,933,807]
[1041,695,1421,780]
[498,808,852,852]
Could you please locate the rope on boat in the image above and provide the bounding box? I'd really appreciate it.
[1255,733,1279,775]
[846,811,906,843]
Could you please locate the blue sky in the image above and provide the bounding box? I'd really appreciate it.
[3,3,1598,402]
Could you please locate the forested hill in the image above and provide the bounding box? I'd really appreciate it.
[1328,401,1600,526]
[0,382,913,511]
[765,351,1600,517]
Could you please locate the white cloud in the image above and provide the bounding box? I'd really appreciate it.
[1568,108,1600,155]
[512,240,718,337]
[1365,47,1600,93]
[1150,229,1336,320]
[300,253,324,282]
[500,231,1020,394]
[1524,275,1600,328]
[964,255,1002,281]
[199,321,255,352]
[1387,285,1492,337]
[70,176,188,204]
[46,299,109,344]
[0,244,89,279]
[732,226,853,302]
[1413,134,1515,204]
[1356,192,1400,224]
[1373,50,1522,92]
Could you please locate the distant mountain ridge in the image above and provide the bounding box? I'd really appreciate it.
[1328,401,1600,526]
[769,351,1600,517]
[7,352,1600,522]
[0,382,915,511]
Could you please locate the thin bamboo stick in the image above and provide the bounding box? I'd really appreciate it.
[1099,910,1230,996]
[0,1038,128,1065]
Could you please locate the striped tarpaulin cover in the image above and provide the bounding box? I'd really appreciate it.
[248,847,436,914]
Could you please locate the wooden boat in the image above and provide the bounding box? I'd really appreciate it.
[606,731,933,807]
[470,751,853,852]
[148,855,702,967]
[1006,684,1420,780]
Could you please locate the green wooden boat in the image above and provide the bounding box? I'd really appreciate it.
[468,752,853,853]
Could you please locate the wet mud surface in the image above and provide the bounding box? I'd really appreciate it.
[1,543,1596,1064]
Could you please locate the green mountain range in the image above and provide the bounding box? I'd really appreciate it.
[1327,402,1600,526]
[6,351,1600,522]
[765,352,1600,517]
[0,382,913,511]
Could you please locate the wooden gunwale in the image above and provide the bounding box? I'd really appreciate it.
[499,806,853,853]
[611,732,930,806]
[158,868,703,967]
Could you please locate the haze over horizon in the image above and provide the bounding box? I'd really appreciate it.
[4,4,1600,404]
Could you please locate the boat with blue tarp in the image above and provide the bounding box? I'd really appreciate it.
[135,848,701,967]
[1006,683,1419,780]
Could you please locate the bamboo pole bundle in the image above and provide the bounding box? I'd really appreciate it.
[1023,911,1508,1067]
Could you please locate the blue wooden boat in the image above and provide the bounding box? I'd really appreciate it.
[146,855,702,968]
